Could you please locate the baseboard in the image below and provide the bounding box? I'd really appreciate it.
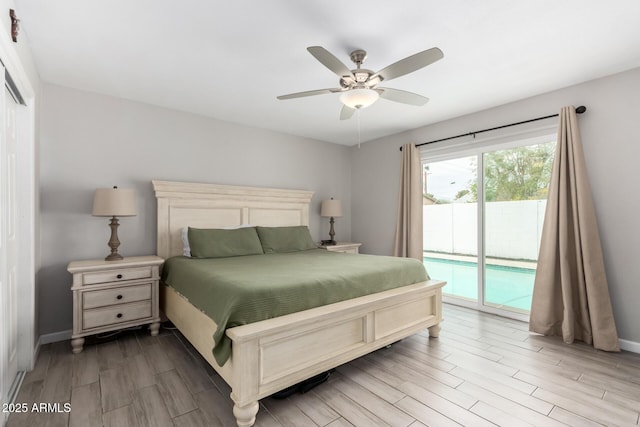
[619,338,640,354]
[39,329,72,345]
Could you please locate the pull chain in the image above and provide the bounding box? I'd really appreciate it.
[356,108,361,148]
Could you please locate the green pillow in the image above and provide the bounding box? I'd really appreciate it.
[188,227,264,258]
[256,226,318,253]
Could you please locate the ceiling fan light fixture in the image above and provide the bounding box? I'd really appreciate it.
[340,88,379,110]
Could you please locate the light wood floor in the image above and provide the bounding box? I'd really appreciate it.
[8,304,640,427]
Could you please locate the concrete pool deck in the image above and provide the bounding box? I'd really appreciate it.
[424,251,537,270]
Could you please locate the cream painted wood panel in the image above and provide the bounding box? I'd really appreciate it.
[83,266,152,285]
[153,180,444,427]
[82,300,152,330]
[153,180,313,260]
[83,283,151,309]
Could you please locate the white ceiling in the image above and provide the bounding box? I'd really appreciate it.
[15,0,640,145]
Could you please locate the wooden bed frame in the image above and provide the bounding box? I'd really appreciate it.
[153,180,445,427]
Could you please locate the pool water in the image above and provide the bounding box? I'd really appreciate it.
[423,257,535,312]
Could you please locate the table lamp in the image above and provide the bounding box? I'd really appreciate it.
[320,198,342,245]
[92,186,137,261]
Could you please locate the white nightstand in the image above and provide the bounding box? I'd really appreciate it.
[319,242,362,254]
[68,255,164,353]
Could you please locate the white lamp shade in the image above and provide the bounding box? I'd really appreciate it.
[321,199,343,218]
[340,88,379,109]
[92,187,137,217]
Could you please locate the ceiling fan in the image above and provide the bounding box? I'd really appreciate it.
[277,46,444,120]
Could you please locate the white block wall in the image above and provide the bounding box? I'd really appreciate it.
[424,200,547,261]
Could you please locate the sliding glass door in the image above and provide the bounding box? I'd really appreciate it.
[422,138,555,318]
[482,143,554,313]
[423,156,478,303]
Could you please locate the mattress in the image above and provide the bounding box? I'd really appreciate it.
[161,249,429,365]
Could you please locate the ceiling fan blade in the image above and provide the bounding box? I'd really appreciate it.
[340,105,356,120]
[373,47,443,82]
[277,88,337,100]
[378,87,429,106]
[307,46,354,79]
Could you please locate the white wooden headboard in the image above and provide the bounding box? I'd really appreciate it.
[152,180,314,259]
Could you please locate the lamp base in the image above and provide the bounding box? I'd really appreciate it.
[321,240,336,246]
[105,216,123,262]
[326,216,337,245]
[105,252,123,261]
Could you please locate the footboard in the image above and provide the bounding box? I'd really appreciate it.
[226,279,445,426]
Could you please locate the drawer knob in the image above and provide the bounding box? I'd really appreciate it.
[116,313,123,319]
[116,294,123,300]
[116,274,123,279]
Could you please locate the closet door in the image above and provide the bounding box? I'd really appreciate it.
[1,82,19,421]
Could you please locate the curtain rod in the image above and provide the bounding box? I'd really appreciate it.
[400,105,587,151]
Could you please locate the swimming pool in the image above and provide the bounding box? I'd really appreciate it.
[423,256,535,312]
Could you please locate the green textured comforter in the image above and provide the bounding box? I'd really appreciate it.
[161,249,429,365]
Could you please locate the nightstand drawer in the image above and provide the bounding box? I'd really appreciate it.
[83,300,152,330]
[320,242,361,254]
[83,283,152,309]
[339,248,359,254]
[83,266,152,285]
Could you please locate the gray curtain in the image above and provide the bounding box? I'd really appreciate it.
[530,106,619,351]
[393,143,423,260]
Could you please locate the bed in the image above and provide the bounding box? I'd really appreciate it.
[153,180,445,427]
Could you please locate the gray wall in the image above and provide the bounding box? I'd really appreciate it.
[39,83,352,335]
[351,67,640,344]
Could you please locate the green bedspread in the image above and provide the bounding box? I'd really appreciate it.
[161,249,429,365]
